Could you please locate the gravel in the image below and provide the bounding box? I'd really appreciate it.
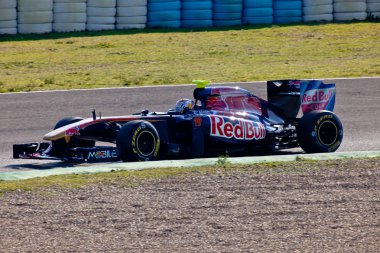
[0,158,379,252]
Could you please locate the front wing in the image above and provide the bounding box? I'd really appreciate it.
[13,143,120,163]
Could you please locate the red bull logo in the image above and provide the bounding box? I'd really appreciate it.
[194,117,202,127]
[65,127,80,137]
[209,115,266,141]
[302,88,334,105]
[300,81,336,114]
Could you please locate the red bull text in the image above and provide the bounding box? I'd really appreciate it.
[209,115,266,140]
[302,88,334,105]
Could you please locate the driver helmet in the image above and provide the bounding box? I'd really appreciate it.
[174,99,195,113]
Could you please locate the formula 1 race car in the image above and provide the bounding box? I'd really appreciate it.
[13,80,343,163]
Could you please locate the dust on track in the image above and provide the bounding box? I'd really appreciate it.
[0,158,379,252]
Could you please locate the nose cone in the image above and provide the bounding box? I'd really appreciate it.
[43,120,87,141]
[43,128,67,141]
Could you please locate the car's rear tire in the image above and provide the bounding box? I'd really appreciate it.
[297,110,343,153]
[117,120,160,162]
[51,117,95,158]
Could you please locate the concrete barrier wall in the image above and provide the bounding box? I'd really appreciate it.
[0,0,376,35]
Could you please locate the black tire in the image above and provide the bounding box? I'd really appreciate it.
[297,110,343,153]
[51,117,95,158]
[117,120,160,162]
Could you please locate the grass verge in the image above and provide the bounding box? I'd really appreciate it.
[0,158,378,196]
[0,21,379,93]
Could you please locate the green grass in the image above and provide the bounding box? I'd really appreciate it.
[0,166,193,195]
[0,159,313,195]
[0,21,379,93]
[0,162,278,195]
[1,158,377,196]
[0,166,197,195]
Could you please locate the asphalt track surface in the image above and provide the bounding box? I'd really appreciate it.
[0,78,379,171]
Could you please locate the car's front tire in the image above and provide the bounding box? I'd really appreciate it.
[297,110,343,153]
[117,120,160,162]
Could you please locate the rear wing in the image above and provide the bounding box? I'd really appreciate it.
[267,80,336,119]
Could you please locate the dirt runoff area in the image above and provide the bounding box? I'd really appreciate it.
[0,158,379,252]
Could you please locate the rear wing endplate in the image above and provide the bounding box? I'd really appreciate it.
[267,80,336,118]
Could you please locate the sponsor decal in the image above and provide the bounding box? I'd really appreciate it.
[209,115,266,141]
[65,127,80,137]
[273,80,300,88]
[194,117,202,127]
[317,114,333,126]
[194,109,211,115]
[301,81,335,113]
[328,140,341,152]
[289,80,300,85]
[88,149,118,160]
[154,138,160,157]
[302,88,334,105]
[132,126,142,154]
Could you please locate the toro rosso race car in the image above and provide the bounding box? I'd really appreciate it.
[13,80,343,163]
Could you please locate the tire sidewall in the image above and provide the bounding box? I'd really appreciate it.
[117,121,160,162]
